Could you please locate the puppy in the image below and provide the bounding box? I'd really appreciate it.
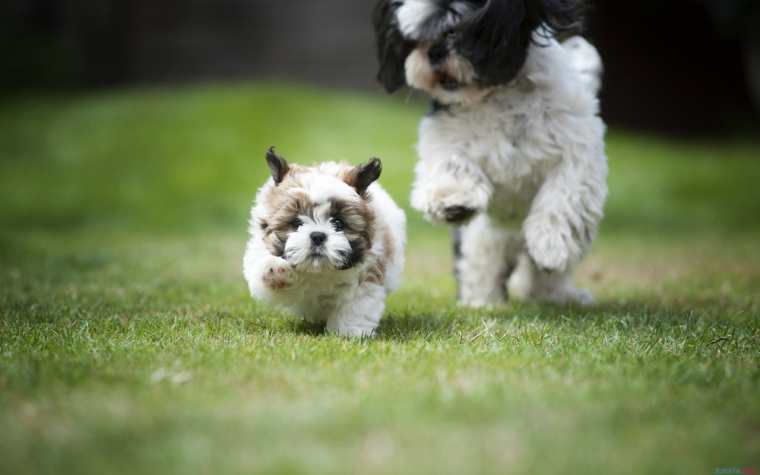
[373,0,608,307]
[243,148,406,337]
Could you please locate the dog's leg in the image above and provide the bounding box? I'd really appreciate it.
[326,282,386,337]
[411,156,492,225]
[455,214,522,308]
[513,255,593,305]
[523,138,608,274]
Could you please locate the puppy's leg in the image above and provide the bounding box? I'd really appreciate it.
[514,255,593,305]
[326,282,386,338]
[243,238,296,302]
[455,214,522,308]
[411,157,492,225]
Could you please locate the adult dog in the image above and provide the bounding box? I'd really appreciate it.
[373,0,607,306]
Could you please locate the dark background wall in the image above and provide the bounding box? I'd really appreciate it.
[3,0,759,135]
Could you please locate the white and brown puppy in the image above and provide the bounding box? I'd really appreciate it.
[374,0,607,307]
[243,148,406,337]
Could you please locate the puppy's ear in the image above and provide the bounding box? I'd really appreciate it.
[345,158,382,196]
[373,0,413,93]
[266,146,289,185]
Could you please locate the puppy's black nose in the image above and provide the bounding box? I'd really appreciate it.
[310,232,327,246]
[428,43,448,65]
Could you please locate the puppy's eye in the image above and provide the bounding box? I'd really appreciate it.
[331,217,345,232]
[291,218,304,229]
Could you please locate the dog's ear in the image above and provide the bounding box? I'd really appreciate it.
[454,0,585,87]
[265,146,289,185]
[373,0,413,93]
[345,158,382,196]
[454,0,534,87]
[528,0,586,41]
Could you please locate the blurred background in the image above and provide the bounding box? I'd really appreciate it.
[3,0,760,135]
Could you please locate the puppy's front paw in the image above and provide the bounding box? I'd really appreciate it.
[262,256,295,291]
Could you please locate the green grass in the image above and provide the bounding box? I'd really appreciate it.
[1,83,759,475]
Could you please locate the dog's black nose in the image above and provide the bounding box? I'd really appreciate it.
[310,232,327,246]
[428,43,448,65]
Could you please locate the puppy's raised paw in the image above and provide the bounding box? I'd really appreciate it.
[262,257,295,291]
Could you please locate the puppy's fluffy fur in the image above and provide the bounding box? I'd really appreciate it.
[243,148,406,337]
[374,0,608,306]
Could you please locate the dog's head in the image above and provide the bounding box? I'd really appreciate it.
[256,147,381,273]
[373,0,585,104]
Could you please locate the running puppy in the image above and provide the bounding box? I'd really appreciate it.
[243,148,406,337]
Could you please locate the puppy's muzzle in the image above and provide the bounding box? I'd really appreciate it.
[310,231,327,247]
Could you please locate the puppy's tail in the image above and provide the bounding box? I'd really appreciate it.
[562,36,603,97]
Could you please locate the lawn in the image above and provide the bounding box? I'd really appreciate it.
[0,83,759,475]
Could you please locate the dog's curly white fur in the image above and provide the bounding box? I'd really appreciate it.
[243,149,406,337]
[374,0,607,307]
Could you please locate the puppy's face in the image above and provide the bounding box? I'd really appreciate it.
[257,148,382,273]
[373,0,585,105]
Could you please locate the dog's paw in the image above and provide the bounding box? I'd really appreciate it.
[325,321,377,338]
[412,183,489,225]
[571,288,595,306]
[534,285,595,306]
[442,205,478,224]
[457,297,504,310]
[261,256,295,291]
[426,202,480,225]
[525,223,570,273]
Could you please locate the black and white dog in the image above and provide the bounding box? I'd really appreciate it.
[373,0,607,306]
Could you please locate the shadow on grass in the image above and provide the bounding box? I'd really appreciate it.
[291,320,328,336]
[374,296,756,342]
